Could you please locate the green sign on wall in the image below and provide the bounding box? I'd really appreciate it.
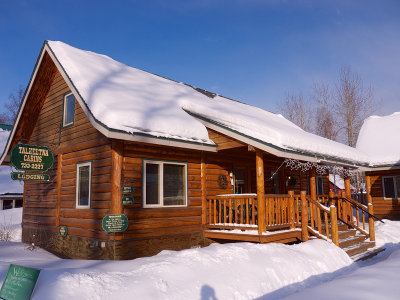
[102,214,129,233]
[0,264,40,300]
[122,185,134,194]
[11,172,50,182]
[122,196,134,205]
[10,144,54,172]
[59,226,68,237]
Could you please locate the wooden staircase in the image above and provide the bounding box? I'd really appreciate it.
[318,222,379,260]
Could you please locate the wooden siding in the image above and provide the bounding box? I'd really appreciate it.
[121,142,203,240]
[367,169,400,218]
[23,68,111,239]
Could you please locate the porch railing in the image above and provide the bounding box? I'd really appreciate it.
[205,191,378,246]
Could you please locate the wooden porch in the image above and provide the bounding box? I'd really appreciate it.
[203,191,378,256]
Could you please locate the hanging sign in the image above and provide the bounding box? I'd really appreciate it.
[122,196,134,205]
[11,172,50,182]
[122,185,134,194]
[10,144,54,172]
[102,214,129,233]
[0,264,40,300]
[59,226,68,237]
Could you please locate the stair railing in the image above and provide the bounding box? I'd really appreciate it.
[299,191,339,246]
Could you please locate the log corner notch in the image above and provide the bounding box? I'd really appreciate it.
[255,149,265,235]
[111,140,123,215]
[201,152,207,226]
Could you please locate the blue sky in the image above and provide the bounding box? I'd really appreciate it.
[0,0,399,117]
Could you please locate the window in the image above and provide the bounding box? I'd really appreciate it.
[382,176,400,199]
[271,171,280,194]
[316,176,324,195]
[63,92,75,127]
[76,162,92,208]
[143,160,187,207]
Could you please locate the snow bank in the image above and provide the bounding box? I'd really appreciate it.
[0,238,351,300]
[1,206,400,299]
[0,207,22,242]
[356,112,400,166]
[47,41,370,165]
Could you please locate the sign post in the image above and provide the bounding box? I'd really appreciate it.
[0,264,40,300]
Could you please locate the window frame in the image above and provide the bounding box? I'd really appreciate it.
[382,176,400,199]
[62,92,75,127]
[316,175,324,195]
[75,161,92,209]
[142,159,188,208]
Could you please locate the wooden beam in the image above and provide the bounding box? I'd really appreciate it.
[256,149,265,234]
[300,191,309,242]
[56,154,62,226]
[110,140,123,214]
[365,175,375,242]
[344,175,351,197]
[201,152,207,225]
[310,168,316,200]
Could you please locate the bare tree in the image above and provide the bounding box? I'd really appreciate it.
[0,85,24,125]
[311,81,338,141]
[334,66,375,147]
[278,92,313,132]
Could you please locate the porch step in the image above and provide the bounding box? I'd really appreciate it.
[339,235,366,248]
[343,241,376,258]
[338,229,356,239]
[321,223,348,232]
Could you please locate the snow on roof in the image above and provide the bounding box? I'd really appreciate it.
[328,174,355,190]
[356,112,400,166]
[0,127,23,194]
[47,41,369,165]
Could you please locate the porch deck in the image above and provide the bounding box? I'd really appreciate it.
[204,192,377,254]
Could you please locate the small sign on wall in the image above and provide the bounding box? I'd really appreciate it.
[11,172,50,182]
[102,214,129,233]
[0,264,41,300]
[59,226,68,237]
[122,196,134,205]
[122,185,134,194]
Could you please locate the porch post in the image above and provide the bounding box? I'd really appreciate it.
[256,149,265,234]
[344,175,351,197]
[344,175,352,221]
[201,152,207,225]
[111,140,123,215]
[300,191,309,241]
[365,175,375,242]
[310,167,316,200]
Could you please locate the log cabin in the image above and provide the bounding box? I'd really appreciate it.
[357,112,400,219]
[0,41,379,259]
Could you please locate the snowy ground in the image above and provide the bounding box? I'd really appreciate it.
[0,208,400,299]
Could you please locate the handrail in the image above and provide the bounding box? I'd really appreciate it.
[336,215,369,237]
[340,195,384,223]
[306,196,330,213]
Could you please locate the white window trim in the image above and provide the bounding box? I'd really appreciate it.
[63,92,75,127]
[382,176,399,199]
[76,161,92,209]
[143,160,188,208]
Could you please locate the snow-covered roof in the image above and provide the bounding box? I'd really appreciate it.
[328,174,355,190]
[40,41,371,166]
[356,112,400,166]
[0,127,23,194]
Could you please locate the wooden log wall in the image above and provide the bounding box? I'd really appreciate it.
[23,68,111,239]
[121,142,204,240]
[367,170,400,218]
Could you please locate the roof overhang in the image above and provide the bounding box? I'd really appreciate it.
[0,42,217,165]
[187,111,366,169]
